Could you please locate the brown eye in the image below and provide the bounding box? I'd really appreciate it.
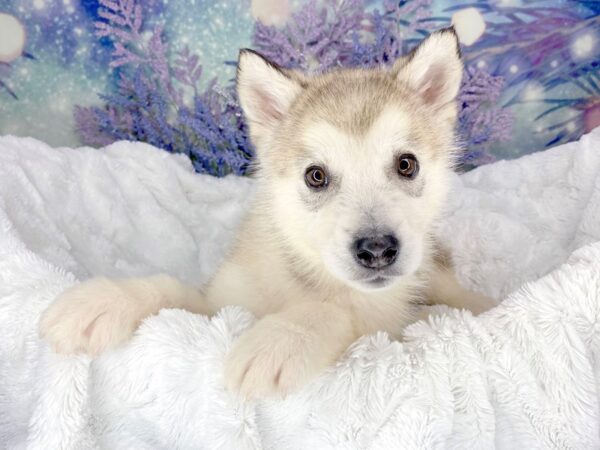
[396,154,419,179]
[305,165,328,189]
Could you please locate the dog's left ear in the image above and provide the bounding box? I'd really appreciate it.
[237,49,304,148]
[393,28,463,117]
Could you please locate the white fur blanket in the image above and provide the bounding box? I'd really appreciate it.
[0,130,599,449]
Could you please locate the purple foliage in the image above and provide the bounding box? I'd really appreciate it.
[95,0,144,67]
[252,0,437,70]
[345,9,401,67]
[345,0,436,67]
[76,0,253,176]
[348,0,440,68]
[458,67,513,165]
[173,46,203,97]
[74,105,118,147]
[252,0,365,70]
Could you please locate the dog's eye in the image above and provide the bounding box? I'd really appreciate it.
[304,165,328,189]
[396,154,419,179]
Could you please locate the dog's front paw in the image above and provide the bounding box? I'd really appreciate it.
[40,277,150,356]
[224,316,342,399]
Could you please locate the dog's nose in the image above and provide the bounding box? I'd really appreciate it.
[354,235,399,269]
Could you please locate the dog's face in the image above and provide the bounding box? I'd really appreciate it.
[237,29,463,292]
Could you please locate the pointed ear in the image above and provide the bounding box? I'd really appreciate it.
[394,28,463,114]
[237,49,304,146]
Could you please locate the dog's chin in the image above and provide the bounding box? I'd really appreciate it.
[323,261,400,293]
[347,275,401,293]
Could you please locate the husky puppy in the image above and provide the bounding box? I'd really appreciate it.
[40,28,493,398]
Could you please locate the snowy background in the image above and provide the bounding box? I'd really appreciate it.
[0,0,598,175]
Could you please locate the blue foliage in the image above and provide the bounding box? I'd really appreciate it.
[75,0,254,176]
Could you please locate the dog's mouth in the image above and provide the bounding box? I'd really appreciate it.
[366,276,389,285]
[355,274,399,290]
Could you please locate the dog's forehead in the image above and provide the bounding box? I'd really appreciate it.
[291,71,433,159]
[299,70,407,135]
[301,105,414,160]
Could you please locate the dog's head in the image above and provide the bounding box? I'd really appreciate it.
[237,29,462,292]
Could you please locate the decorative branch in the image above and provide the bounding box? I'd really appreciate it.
[75,0,254,176]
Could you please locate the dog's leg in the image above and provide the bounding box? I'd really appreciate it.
[40,274,212,356]
[427,267,496,315]
[224,301,357,398]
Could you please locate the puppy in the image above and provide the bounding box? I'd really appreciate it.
[40,28,494,398]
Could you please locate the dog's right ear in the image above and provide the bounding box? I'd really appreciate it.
[237,49,304,148]
[393,28,463,122]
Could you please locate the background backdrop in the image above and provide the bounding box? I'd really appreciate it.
[0,0,598,175]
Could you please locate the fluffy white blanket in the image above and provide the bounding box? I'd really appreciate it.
[0,130,599,449]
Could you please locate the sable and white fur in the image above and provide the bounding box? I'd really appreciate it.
[40,29,493,398]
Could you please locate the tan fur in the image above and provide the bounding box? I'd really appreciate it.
[40,28,495,398]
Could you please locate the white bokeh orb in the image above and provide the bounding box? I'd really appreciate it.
[0,13,26,63]
[251,0,290,27]
[571,32,596,60]
[452,8,486,46]
[521,82,544,101]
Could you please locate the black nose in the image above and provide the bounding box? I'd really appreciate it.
[354,235,399,269]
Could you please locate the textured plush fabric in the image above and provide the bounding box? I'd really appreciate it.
[0,130,599,449]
